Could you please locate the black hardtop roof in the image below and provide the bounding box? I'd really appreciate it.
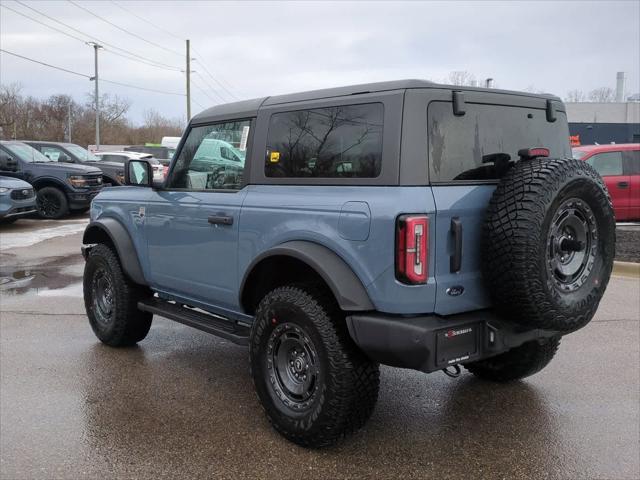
[191,79,562,124]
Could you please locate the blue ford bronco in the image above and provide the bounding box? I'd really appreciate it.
[82,80,615,447]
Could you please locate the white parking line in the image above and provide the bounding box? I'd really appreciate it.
[0,219,89,251]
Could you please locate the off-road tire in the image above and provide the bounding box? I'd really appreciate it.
[36,186,69,219]
[465,337,561,382]
[250,284,380,448]
[483,158,615,332]
[83,244,152,346]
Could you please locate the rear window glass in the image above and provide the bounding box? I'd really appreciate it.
[586,151,623,176]
[265,103,384,178]
[428,102,571,182]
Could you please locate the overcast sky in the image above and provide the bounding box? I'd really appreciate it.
[1,0,639,123]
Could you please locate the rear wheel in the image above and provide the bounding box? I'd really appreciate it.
[250,284,379,448]
[465,337,561,382]
[36,186,69,219]
[83,244,152,346]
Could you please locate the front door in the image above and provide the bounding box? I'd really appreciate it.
[145,119,252,311]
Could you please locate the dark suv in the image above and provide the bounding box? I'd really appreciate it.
[25,141,124,186]
[0,141,103,218]
[81,80,615,447]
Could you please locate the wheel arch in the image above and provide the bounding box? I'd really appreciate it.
[83,218,147,286]
[240,241,374,315]
[32,177,69,193]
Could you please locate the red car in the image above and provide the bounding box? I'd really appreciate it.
[573,144,640,221]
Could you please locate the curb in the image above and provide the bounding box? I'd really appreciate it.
[612,261,640,278]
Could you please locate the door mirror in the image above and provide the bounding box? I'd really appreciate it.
[125,159,152,187]
[0,154,18,172]
[58,153,72,163]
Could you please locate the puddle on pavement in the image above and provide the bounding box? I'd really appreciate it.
[0,254,84,297]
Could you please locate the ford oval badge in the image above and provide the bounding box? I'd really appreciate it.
[446,286,465,297]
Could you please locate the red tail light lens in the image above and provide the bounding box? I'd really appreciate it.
[518,147,550,159]
[396,215,429,284]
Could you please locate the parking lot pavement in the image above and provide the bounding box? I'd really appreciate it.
[1,223,639,480]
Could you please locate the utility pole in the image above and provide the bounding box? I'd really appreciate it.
[67,102,72,143]
[87,42,103,150]
[186,39,191,120]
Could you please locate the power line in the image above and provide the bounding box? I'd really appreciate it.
[100,0,242,100]
[190,77,219,105]
[0,48,89,78]
[1,3,180,73]
[1,4,87,43]
[192,47,239,101]
[67,0,183,57]
[101,78,185,96]
[193,46,242,97]
[0,48,186,97]
[109,0,183,42]
[193,72,228,103]
[14,0,182,71]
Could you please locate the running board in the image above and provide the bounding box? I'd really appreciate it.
[138,298,250,346]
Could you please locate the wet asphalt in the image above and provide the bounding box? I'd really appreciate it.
[0,218,639,479]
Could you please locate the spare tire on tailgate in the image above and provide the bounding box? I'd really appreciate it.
[483,156,615,332]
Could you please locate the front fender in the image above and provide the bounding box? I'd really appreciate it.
[82,218,146,285]
[240,240,374,311]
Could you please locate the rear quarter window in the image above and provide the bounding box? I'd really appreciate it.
[428,102,571,182]
[265,103,384,178]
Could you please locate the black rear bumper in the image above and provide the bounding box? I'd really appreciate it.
[346,311,560,373]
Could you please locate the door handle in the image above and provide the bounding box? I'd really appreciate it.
[208,214,233,226]
[617,181,629,189]
[450,217,463,273]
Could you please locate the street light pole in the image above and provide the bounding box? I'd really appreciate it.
[87,42,103,150]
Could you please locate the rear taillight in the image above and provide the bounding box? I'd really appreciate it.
[396,214,429,284]
[518,147,550,159]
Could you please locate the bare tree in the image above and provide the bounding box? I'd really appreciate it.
[588,87,615,103]
[0,83,186,145]
[447,71,477,86]
[525,85,545,94]
[565,89,586,102]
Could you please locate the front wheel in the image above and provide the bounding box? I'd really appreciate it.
[36,186,69,219]
[250,285,380,448]
[83,244,152,346]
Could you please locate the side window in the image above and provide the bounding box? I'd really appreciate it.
[586,152,623,176]
[622,150,640,175]
[265,103,384,178]
[167,120,250,190]
[41,146,65,161]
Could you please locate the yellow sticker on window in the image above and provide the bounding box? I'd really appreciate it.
[269,151,280,163]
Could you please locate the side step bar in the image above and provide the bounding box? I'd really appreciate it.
[138,298,250,346]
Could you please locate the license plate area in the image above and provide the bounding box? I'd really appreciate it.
[436,323,479,366]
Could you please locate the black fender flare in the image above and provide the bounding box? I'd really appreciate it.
[82,218,146,285]
[240,241,374,311]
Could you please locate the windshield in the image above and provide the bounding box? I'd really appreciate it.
[5,143,53,163]
[572,149,588,160]
[66,144,100,161]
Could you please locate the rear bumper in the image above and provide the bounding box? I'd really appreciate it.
[346,310,560,373]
